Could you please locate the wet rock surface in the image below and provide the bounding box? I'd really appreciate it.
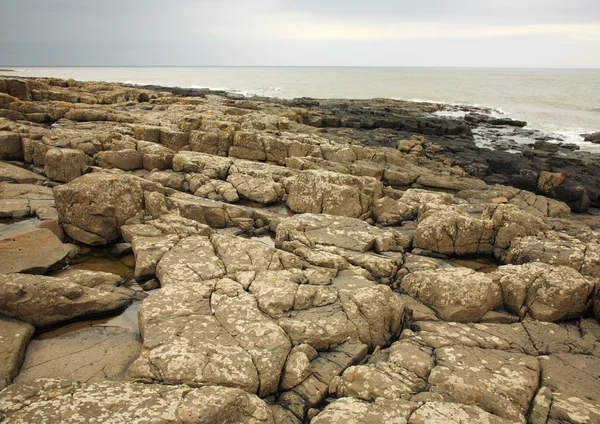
[0,76,599,423]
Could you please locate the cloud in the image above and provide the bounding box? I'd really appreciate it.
[0,0,599,66]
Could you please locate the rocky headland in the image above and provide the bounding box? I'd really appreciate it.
[0,76,599,423]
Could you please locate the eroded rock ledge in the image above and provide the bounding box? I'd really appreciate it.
[0,76,599,423]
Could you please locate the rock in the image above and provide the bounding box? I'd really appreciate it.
[311,397,417,424]
[401,267,502,322]
[0,379,276,423]
[95,149,143,171]
[0,131,22,160]
[0,161,45,184]
[409,402,516,424]
[414,208,495,256]
[14,326,141,384]
[0,227,72,274]
[538,354,600,424]
[0,273,133,327]
[131,234,179,280]
[48,268,123,289]
[428,346,540,422]
[227,173,284,205]
[370,196,415,226]
[496,263,595,321]
[0,183,55,219]
[505,231,600,278]
[465,112,527,128]
[276,213,402,254]
[334,338,433,401]
[172,151,232,179]
[191,176,239,203]
[0,317,34,390]
[282,170,382,218]
[137,140,174,170]
[144,169,186,190]
[483,203,550,255]
[53,173,162,245]
[128,280,290,397]
[583,132,600,144]
[280,346,314,391]
[44,148,94,182]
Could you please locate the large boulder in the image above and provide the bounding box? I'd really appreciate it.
[53,173,163,244]
[413,208,495,256]
[0,273,133,327]
[44,148,93,182]
[95,149,143,171]
[282,170,382,218]
[496,263,595,321]
[401,267,503,322]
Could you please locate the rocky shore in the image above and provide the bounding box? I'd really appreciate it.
[0,76,599,423]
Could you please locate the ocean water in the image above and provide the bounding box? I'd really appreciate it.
[2,66,600,152]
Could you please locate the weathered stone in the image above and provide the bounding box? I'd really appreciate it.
[0,227,72,274]
[401,267,502,322]
[0,183,54,218]
[0,317,34,390]
[15,326,141,384]
[95,149,143,171]
[428,346,540,422]
[228,173,284,205]
[0,131,22,160]
[538,354,600,424]
[0,273,133,327]
[44,148,93,182]
[172,151,232,179]
[54,173,161,244]
[311,398,417,424]
[371,196,415,226]
[282,170,382,218]
[414,208,495,256]
[505,231,600,278]
[0,379,276,423]
[276,213,402,253]
[0,161,45,184]
[496,263,594,321]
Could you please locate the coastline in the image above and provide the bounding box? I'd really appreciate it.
[1,66,599,151]
[1,74,600,423]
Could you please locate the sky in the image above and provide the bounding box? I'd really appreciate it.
[1,0,599,67]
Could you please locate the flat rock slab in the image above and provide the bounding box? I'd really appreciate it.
[0,317,34,390]
[538,353,600,424]
[0,273,134,327]
[312,398,515,424]
[0,227,72,274]
[15,326,141,385]
[0,162,45,184]
[429,345,540,422]
[0,379,277,423]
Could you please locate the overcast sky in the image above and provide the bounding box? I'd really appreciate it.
[1,0,599,67]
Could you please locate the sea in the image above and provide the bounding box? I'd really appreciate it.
[2,66,600,152]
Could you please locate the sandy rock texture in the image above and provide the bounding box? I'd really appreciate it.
[0,76,599,423]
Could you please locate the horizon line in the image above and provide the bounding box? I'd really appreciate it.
[2,65,600,70]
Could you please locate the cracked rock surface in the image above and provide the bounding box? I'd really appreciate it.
[1,76,599,423]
